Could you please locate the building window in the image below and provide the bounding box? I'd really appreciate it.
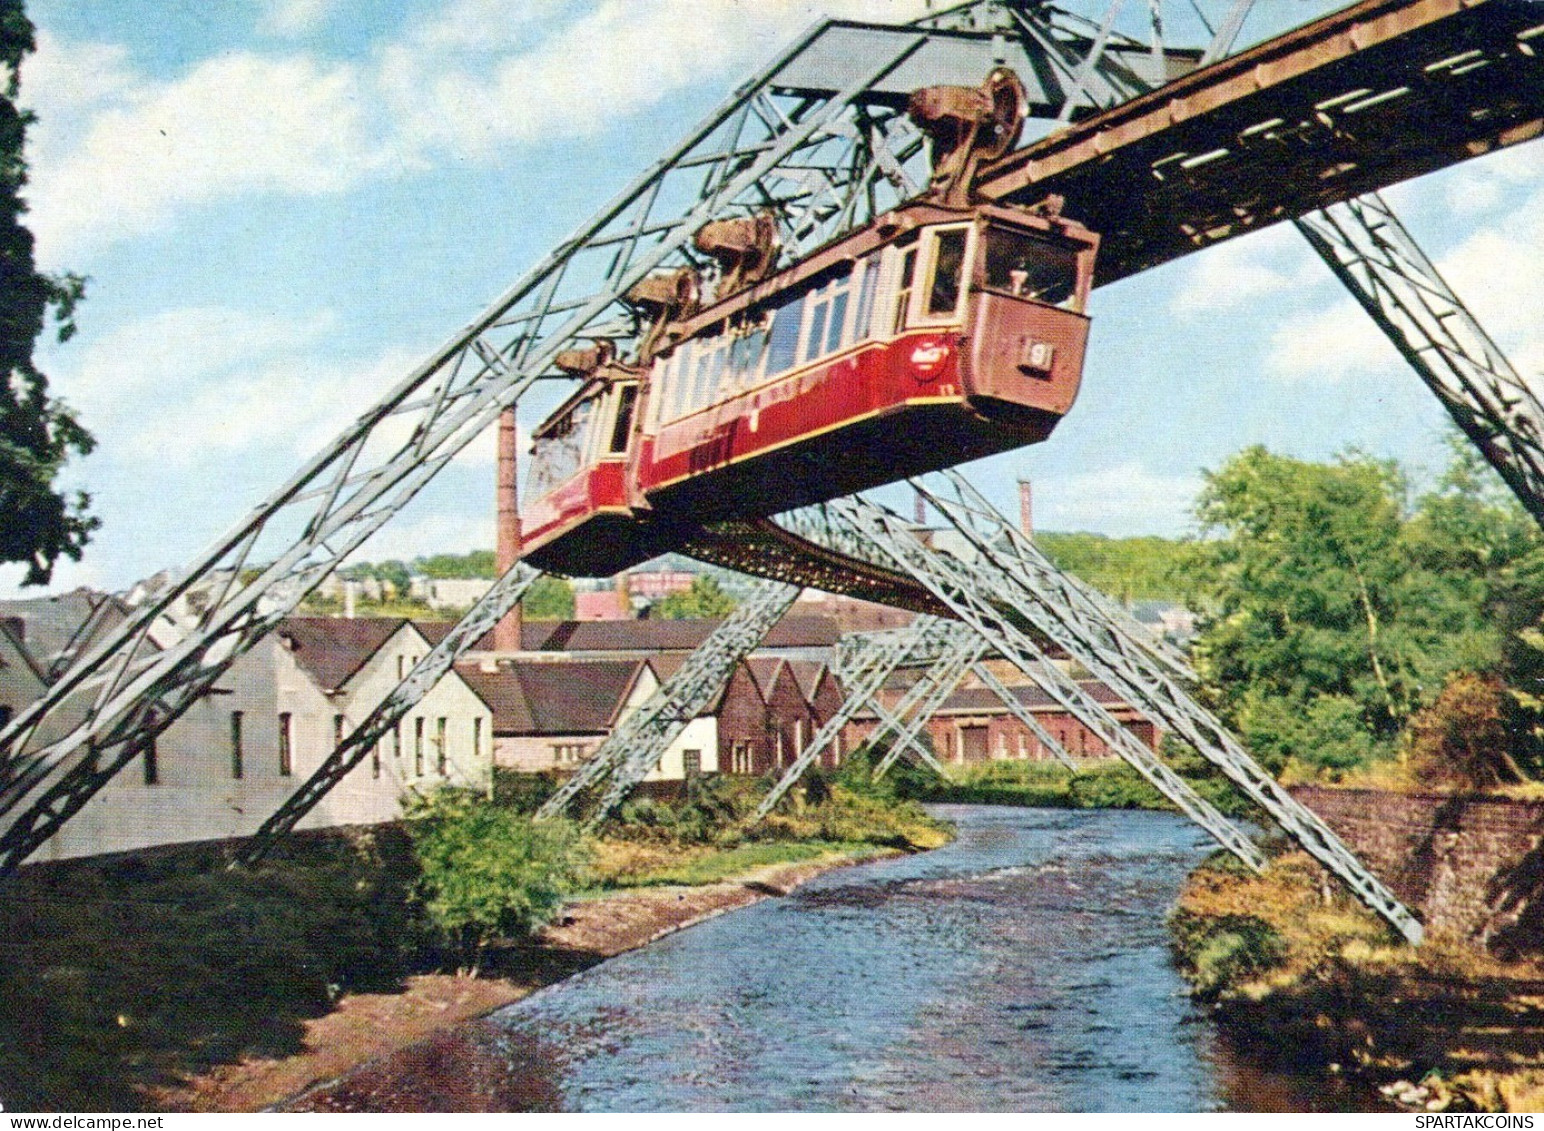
[392,722,402,762]
[333,714,345,749]
[436,717,448,776]
[775,731,785,767]
[230,710,244,780]
[683,749,702,779]
[551,743,586,766]
[278,712,293,776]
[414,717,425,777]
[794,718,806,754]
[0,705,11,729]
[371,740,381,779]
[397,655,405,680]
[142,734,159,785]
[472,717,483,763]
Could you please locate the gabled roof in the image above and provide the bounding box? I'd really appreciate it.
[938,679,1130,714]
[518,614,840,653]
[746,656,786,699]
[455,658,648,736]
[0,590,129,676]
[785,660,830,702]
[277,617,415,692]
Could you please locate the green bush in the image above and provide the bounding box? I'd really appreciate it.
[407,790,592,972]
[1169,910,1287,999]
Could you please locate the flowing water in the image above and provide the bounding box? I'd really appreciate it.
[314,805,1376,1111]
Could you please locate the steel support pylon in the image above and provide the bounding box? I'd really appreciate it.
[0,0,1224,872]
[537,581,801,824]
[237,565,544,864]
[828,634,952,777]
[755,618,959,819]
[872,634,986,777]
[1298,192,1544,530]
[968,659,1079,771]
[809,489,1420,942]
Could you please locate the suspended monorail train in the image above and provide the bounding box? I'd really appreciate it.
[521,196,1099,577]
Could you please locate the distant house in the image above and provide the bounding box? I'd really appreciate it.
[25,615,493,864]
[748,657,822,773]
[847,677,1155,765]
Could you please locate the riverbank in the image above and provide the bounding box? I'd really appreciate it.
[160,847,891,1113]
[1170,847,1544,1112]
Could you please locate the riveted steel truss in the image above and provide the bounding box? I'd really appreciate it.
[536,581,800,824]
[801,488,1420,942]
[1298,193,1544,528]
[0,0,1227,873]
[967,659,1079,771]
[755,617,961,819]
[872,634,987,777]
[766,503,1257,862]
[236,565,544,864]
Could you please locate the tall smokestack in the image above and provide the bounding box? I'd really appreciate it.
[1018,479,1033,539]
[914,487,926,527]
[494,406,523,651]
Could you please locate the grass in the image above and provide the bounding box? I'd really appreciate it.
[592,839,866,889]
[1170,846,1544,1112]
[908,756,1260,818]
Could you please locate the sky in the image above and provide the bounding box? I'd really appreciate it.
[6,0,1543,598]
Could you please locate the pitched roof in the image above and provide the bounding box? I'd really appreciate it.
[786,660,829,702]
[454,658,647,735]
[0,590,128,675]
[746,656,786,699]
[518,614,840,653]
[938,679,1129,714]
[277,617,413,692]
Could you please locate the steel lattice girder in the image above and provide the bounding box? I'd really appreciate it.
[967,659,1079,771]
[754,617,960,819]
[236,565,544,865]
[872,633,986,777]
[1297,193,1544,529]
[534,581,801,824]
[0,0,1221,873]
[857,485,1422,943]
[829,645,949,777]
[783,498,1267,870]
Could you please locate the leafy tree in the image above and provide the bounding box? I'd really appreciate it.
[1,2,95,585]
[372,559,412,598]
[652,574,737,619]
[1408,672,1526,789]
[415,550,496,579]
[1036,531,1192,604]
[407,789,591,973]
[522,574,574,620]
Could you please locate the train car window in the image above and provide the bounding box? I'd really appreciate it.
[825,277,851,354]
[892,246,919,333]
[853,256,881,342]
[528,397,594,495]
[609,385,638,453]
[925,228,968,317]
[764,291,804,377]
[983,226,1080,309]
[802,265,853,364]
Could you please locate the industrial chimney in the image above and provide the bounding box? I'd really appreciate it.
[494,406,523,652]
[1018,478,1033,539]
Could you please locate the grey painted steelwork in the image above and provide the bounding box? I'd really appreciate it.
[755,617,960,819]
[536,580,801,824]
[238,565,544,864]
[1298,193,1544,531]
[773,501,1261,867]
[0,0,1220,873]
[828,633,951,776]
[968,659,1079,771]
[872,482,1422,943]
[872,634,987,777]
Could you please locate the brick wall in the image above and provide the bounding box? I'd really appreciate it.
[1292,785,1544,956]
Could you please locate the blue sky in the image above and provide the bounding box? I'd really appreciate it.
[8,0,1543,596]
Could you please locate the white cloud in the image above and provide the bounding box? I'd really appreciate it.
[28,50,391,262]
[1035,462,1202,536]
[26,0,933,258]
[258,0,339,37]
[1170,221,1322,314]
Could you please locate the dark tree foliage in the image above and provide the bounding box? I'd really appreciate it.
[0,1,95,585]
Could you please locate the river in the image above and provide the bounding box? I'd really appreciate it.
[311,805,1377,1111]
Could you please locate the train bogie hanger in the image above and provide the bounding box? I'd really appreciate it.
[522,70,1100,577]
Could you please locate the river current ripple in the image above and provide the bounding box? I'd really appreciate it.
[476,805,1253,1111]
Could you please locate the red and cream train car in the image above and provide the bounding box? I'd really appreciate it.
[521,199,1098,577]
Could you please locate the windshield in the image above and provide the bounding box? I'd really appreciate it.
[982,226,1080,310]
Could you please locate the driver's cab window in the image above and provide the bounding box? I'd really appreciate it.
[982,225,1082,311]
[903,224,973,328]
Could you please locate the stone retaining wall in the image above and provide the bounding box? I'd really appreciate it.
[1291,785,1544,955]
